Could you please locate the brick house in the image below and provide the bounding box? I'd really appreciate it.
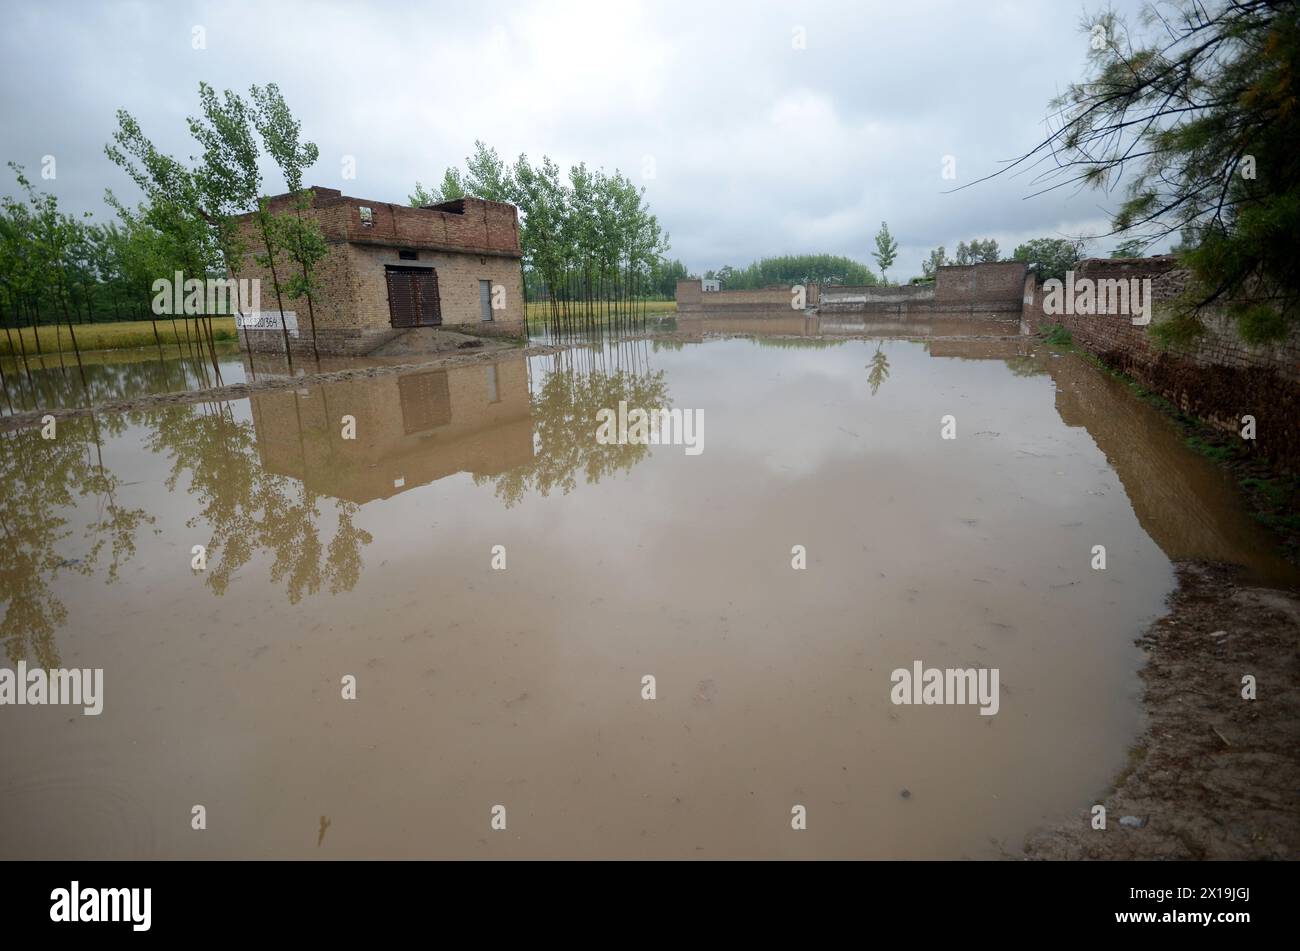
[231,187,525,355]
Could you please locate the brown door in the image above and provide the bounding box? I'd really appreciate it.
[398,370,451,433]
[385,266,442,327]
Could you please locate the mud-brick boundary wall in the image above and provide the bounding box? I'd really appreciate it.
[818,262,1028,319]
[675,281,820,314]
[676,263,1029,319]
[932,262,1028,314]
[1023,256,1300,469]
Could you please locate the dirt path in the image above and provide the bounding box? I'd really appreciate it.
[0,343,565,432]
[1024,561,1300,860]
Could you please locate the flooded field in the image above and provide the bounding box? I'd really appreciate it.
[0,342,440,416]
[0,344,246,415]
[0,333,1293,859]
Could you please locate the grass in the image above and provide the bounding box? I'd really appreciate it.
[1042,324,1073,346]
[0,317,238,356]
[1184,434,1235,463]
[1238,472,1300,535]
[0,304,680,356]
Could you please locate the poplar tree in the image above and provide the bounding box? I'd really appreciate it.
[872,222,899,284]
[251,83,324,362]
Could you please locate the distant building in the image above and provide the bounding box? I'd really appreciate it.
[700,278,721,292]
[231,187,524,355]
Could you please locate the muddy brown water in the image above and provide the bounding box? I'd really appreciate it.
[1,334,1294,858]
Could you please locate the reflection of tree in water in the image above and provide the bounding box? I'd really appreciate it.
[867,344,891,396]
[475,354,671,508]
[2,349,234,415]
[0,415,153,665]
[1,397,375,663]
[144,402,372,604]
[1005,354,1049,378]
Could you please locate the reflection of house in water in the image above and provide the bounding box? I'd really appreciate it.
[249,356,534,503]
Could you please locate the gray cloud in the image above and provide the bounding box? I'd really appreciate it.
[0,0,1152,278]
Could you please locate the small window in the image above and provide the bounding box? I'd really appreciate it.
[359,206,373,227]
[399,250,418,261]
[479,280,493,321]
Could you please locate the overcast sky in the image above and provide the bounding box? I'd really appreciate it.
[1,0,1156,278]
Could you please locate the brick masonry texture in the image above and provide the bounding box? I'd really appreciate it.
[1023,256,1300,469]
[231,188,524,355]
[676,280,820,313]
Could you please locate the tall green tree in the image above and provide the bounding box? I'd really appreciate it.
[872,222,899,283]
[413,142,669,330]
[187,82,263,366]
[252,82,324,361]
[1011,237,1087,282]
[921,246,948,279]
[409,168,466,207]
[7,164,89,386]
[953,238,1001,265]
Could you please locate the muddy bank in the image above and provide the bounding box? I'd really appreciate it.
[366,327,516,358]
[1024,562,1300,860]
[0,343,563,432]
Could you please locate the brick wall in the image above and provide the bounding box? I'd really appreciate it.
[347,245,524,336]
[675,279,818,313]
[232,192,524,354]
[1024,256,1300,468]
[934,262,1028,308]
[819,283,937,318]
[816,262,1027,320]
[255,188,521,256]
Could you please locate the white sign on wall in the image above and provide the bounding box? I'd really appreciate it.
[236,311,299,337]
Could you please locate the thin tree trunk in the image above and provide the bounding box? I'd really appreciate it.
[256,213,294,371]
[30,300,43,356]
[54,320,67,375]
[53,268,89,398]
[291,198,322,365]
[150,316,164,359]
[5,302,35,397]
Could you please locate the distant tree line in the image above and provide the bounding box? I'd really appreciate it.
[703,254,879,289]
